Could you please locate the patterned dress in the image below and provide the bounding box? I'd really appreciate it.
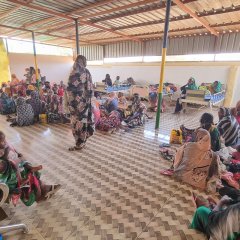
[16,97,34,126]
[67,55,94,147]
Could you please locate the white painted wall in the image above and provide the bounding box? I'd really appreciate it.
[8,53,73,84]
[88,64,240,107]
[88,64,229,86]
[232,67,240,106]
[7,52,240,107]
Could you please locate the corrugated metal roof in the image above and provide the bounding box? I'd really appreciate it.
[0,0,239,49]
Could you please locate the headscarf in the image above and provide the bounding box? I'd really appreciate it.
[27,84,36,91]
[27,91,42,116]
[187,77,198,90]
[212,81,222,93]
[71,55,87,75]
[0,92,8,99]
[16,97,34,126]
[219,107,230,118]
[174,128,219,190]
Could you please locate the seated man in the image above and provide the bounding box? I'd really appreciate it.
[0,131,60,206]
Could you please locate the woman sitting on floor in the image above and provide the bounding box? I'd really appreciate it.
[174,128,220,190]
[9,97,34,127]
[96,110,123,133]
[174,77,198,114]
[124,93,147,128]
[26,91,42,122]
[190,193,240,240]
[200,113,221,152]
[217,107,239,147]
[0,92,16,115]
[180,113,221,152]
[0,131,60,206]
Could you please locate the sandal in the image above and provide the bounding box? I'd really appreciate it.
[68,144,86,151]
[44,184,61,200]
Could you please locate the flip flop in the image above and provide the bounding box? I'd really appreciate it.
[160,169,174,176]
[45,184,61,200]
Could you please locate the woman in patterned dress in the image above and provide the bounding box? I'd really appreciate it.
[67,55,94,151]
[10,97,34,127]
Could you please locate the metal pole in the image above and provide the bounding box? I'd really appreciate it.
[5,38,9,54]
[155,0,171,129]
[75,18,80,55]
[31,31,39,89]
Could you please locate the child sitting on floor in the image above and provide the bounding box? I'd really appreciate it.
[0,131,60,206]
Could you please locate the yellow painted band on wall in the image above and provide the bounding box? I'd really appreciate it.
[224,66,239,108]
[158,48,167,93]
[0,38,11,87]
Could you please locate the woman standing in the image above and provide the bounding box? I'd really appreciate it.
[67,55,94,151]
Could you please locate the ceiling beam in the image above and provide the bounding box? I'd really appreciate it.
[80,21,240,44]
[7,0,141,42]
[78,0,158,19]
[6,0,116,35]
[7,0,73,20]
[31,0,180,35]
[66,5,240,38]
[0,5,22,20]
[113,5,240,31]
[172,0,219,36]
[0,23,91,44]
[70,0,116,15]
[91,0,197,23]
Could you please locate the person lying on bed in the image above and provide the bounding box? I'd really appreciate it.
[0,131,61,206]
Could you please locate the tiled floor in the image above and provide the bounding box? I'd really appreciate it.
[0,106,219,240]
